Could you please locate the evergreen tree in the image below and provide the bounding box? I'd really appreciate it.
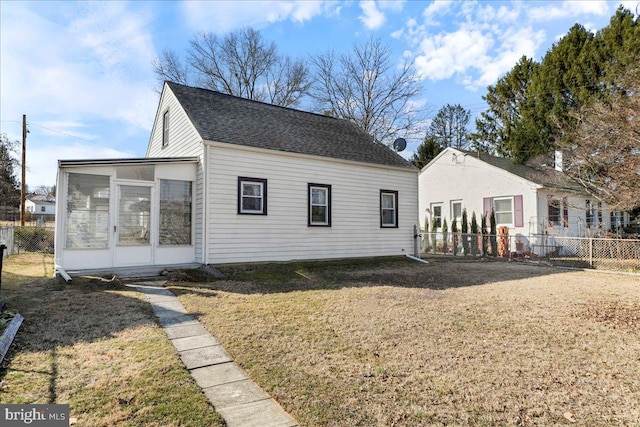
[451,217,458,256]
[481,213,488,256]
[411,135,443,169]
[442,218,448,254]
[461,208,469,256]
[0,134,20,210]
[490,209,498,256]
[431,216,437,254]
[473,7,640,165]
[470,212,479,255]
[470,56,538,159]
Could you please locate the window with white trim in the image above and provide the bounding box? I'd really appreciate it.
[159,179,192,245]
[308,184,331,226]
[493,197,513,226]
[430,203,442,229]
[65,173,110,249]
[238,177,267,215]
[450,200,462,227]
[380,190,398,228]
[162,110,170,147]
[548,197,561,226]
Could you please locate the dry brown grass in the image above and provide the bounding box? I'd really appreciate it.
[169,257,640,426]
[0,253,224,427]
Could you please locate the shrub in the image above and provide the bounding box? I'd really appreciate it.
[451,218,458,256]
[461,209,469,255]
[481,213,489,256]
[14,227,54,254]
[442,219,448,254]
[470,212,479,255]
[490,209,498,256]
[431,216,437,254]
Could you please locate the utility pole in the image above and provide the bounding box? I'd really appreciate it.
[20,114,26,227]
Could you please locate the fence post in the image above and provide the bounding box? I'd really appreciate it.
[413,224,420,257]
[589,238,593,267]
[0,244,6,312]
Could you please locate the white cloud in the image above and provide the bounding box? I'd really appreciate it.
[406,2,552,90]
[1,2,158,132]
[422,0,454,26]
[391,28,404,38]
[180,1,331,32]
[415,26,495,81]
[473,26,545,89]
[359,1,386,30]
[378,0,405,13]
[528,1,611,22]
[619,1,639,16]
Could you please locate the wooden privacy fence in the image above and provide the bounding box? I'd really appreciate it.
[420,231,640,273]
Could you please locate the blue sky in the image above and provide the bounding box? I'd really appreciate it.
[1,0,636,188]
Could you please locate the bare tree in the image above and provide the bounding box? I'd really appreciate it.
[152,49,190,90]
[310,38,425,145]
[153,28,311,108]
[429,104,471,150]
[30,185,55,196]
[561,67,640,211]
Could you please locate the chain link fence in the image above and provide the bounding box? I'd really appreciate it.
[420,231,640,273]
[0,226,55,257]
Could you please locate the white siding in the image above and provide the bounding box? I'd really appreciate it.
[206,144,418,264]
[418,148,539,236]
[537,191,623,237]
[146,85,203,158]
[147,85,205,262]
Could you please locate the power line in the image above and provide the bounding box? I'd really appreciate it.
[26,122,98,143]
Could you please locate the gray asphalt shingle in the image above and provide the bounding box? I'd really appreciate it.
[462,150,586,193]
[167,82,414,169]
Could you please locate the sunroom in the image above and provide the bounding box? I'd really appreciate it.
[54,157,198,278]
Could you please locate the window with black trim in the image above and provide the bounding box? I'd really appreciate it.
[380,190,398,228]
[238,177,267,215]
[308,184,331,226]
[162,110,170,147]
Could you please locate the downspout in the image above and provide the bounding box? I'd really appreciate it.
[202,143,209,265]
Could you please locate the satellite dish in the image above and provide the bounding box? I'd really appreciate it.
[393,137,407,152]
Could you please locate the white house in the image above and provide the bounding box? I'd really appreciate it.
[418,147,630,240]
[55,82,418,275]
[25,194,56,216]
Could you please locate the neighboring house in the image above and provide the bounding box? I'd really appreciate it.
[418,147,630,239]
[24,194,56,219]
[55,82,418,274]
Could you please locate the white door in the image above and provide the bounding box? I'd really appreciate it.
[114,184,153,266]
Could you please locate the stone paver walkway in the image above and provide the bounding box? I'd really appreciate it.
[128,282,298,427]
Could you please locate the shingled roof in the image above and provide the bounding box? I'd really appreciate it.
[167,82,413,169]
[462,150,586,193]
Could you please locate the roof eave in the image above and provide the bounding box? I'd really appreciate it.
[58,157,199,168]
[204,139,417,173]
